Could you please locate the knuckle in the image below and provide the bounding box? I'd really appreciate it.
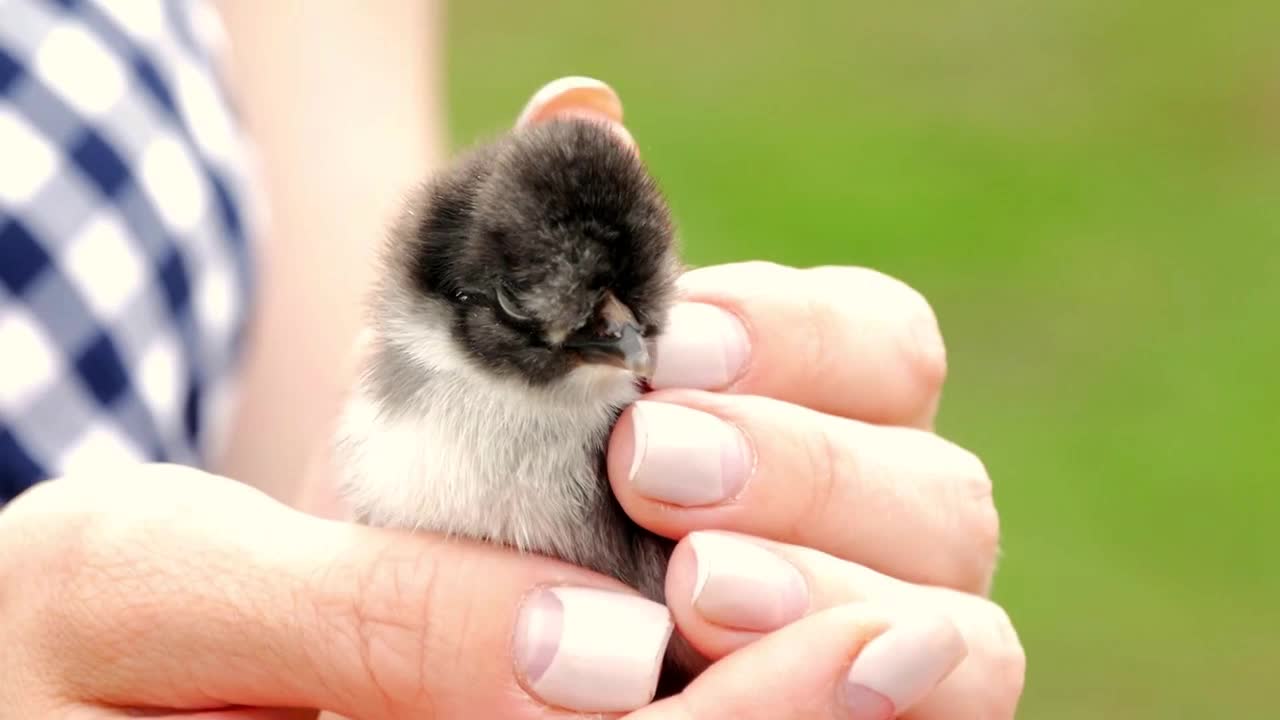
[811,266,948,411]
[681,260,792,292]
[342,542,444,715]
[735,259,790,276]
[799,423,853,538]
[981,601,1027,713]
[797,294,835,387]
[972,504,1002,593]
[787,270,867,394]
[851,268,949,405]
[945,593,1025,717]
[967,458,1000,556]
[807,263,881,285]
[902,290,948,402]
[956,447,1000,590]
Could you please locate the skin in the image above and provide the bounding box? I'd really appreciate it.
[212,0,446,501]
[0,9,1025,717]
[0,467,982,719]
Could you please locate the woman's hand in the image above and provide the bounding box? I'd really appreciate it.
[514,77,1027,717]
[0,466,677,718]
[286,77,1020,719]
[0,466,973,720]
[602,262,1024,719]
[615,261,995,592]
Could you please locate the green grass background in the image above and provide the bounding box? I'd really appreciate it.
[444,2,1280,717]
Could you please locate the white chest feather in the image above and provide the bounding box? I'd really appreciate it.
[333,324,639,558]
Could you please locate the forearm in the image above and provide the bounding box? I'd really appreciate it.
[212,0,445,500]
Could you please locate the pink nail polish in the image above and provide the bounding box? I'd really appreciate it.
[841,616,968,719]
[515,587,673,713]
[650,303,750,390]
[628,402,751,506]
[688,532,808,631]
[844,684,896,720]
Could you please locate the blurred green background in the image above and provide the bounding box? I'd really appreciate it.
[444,1,1278,717]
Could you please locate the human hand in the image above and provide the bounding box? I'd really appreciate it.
[294,77,1025,718]
[509,78,1028,717]
[0,465,978,720]
[0,465,680,718]
[601,264,1025,718]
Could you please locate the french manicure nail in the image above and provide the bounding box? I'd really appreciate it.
[515,586,673,713]
[651,303,751,389]
[688,532,808,631]
[628,401,751,506]
[842,616,968,720]
[517,76,622,127]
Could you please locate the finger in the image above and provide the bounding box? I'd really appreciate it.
[183,711,314,720]
[518,75,623,126]
[515,75,638,152]
[625,604,967,720]
[104,709,315,720]
[663,532,1025,719]
[648,262,947,429]
[608,392,998,593]
[8,468,675,717]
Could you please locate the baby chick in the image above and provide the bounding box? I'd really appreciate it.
[334,106,702,695]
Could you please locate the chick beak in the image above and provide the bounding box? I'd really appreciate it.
[564,324,653,377]
[614,323,653,378]
[565,293,654,379]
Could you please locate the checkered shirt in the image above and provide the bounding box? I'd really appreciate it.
[0,0,257,503]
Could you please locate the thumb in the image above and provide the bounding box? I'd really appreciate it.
[123,711,316,720]
[13,467,674,718]
[625,605,968,720]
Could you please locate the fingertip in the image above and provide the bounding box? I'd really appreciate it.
[663,538,761,661]
[176,709,317,720]
[515,76,638,154]
[641,604,891,719]
[664,533,811,662]
[606,403,641,496]
[841,612,968,719]
[516,75,624,126]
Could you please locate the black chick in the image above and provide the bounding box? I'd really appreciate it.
[334,116,702,697]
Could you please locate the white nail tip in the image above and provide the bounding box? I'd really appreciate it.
[626,402,737,507]
[628,402,650,487]
[517,76,623,127]
[686,532,808,631]
[650,303,749,390]
[846,616,968,714]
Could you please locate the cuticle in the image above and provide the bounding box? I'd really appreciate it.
[718,303,755,390]
[679,298,755,390]
[722,417,758,505]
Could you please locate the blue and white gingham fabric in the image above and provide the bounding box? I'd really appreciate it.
[0,0,257,502]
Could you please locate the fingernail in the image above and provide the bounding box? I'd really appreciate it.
[650,303,751,390]
[517,76,623,127]
[688,532,808,631]
[842,616,968,720]
[515,586,673,713]
[628,401,751,506]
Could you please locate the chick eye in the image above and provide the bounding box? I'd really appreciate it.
[495,284,532,322]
